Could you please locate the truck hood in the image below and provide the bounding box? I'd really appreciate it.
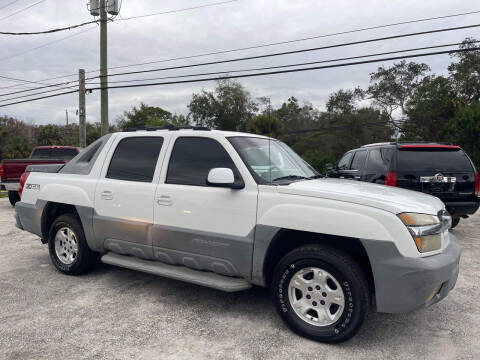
[277,178,444,215]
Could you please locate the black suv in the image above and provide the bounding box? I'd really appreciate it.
[328,142,479,228]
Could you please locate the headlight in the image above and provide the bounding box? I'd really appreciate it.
[398,212,450,253]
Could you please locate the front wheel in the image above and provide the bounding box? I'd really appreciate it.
[8,191,20,206]
[272,244,370,343]
[48,214,97,275]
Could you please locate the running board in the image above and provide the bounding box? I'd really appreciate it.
[101,252,252,292]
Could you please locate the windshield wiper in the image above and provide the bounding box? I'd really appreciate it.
[308,174,323,179]
[272,175,310,182]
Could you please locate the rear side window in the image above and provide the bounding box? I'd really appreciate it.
[397,149,473,172]
[106,137,163,182]
[366,148,392,174]
[350,150,367,170]
[31,148,78,160]
[337,152,353,170]
[166,137,239,186]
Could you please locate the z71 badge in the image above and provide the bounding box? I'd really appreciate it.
[25,184,40,190]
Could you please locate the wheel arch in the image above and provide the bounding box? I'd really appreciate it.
[41,202,80,241]
[261,229,375,296]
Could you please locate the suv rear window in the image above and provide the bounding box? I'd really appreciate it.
[397,148,473,172]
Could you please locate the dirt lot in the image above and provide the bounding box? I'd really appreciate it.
[0,198,479,360]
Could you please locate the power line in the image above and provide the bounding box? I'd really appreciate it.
[0,19,98,35]
[0,73,53,87]
[8,8,480,84]
[0,84,78,102]
[88,9,480,74]
[0,0,23,11]
[1,46,478,108]
[90,23,480,80]
[115,0,238,21]
[0,26,97,62]
[0,0,45,21]
[2,41,467,101]
[3,35,475,99]
[85,41,478,86]
[86,47,480,92]
[0,78,78,96]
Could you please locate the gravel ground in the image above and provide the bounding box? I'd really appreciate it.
[0,198,479,360]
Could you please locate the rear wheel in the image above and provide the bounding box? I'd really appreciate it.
[48,214,97,275]
[450,217,460,229]
[8,191,20,206]
[272,244,370,343]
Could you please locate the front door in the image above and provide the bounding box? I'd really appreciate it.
[153,135,258,278]
[94,135,166,259]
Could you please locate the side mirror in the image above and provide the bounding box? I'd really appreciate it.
[207,168,244,189]
[325,163,334,171]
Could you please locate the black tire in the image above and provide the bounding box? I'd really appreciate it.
[8,191,20,206]
[272,244,370,343]
[450,217,460,229]
[48,213,97,275]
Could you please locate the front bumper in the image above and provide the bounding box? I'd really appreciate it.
[361,234,461,313]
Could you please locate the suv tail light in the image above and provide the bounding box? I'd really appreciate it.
[385,171,397,187]
[475,171,479,196]
[18,172,30,197]
[0,164,3,181]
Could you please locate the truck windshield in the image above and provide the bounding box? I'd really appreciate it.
[228,137,318,184]
[31,148,78,160]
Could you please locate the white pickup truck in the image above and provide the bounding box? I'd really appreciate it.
[15,128,460,343]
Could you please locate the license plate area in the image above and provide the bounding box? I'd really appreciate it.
[420,175,456,193]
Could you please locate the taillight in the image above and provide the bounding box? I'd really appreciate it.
[0,164,3,181]
[18,172,30,197]
[475,171,479,196]
[385,171,397,187]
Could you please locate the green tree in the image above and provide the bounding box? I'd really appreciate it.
[448,38,480,104]
[246,113,284,138]
[447,101,480,168]
[116,102,188,130]
[367,60,430,120]
[188,79,257,131]
[402,76,456,141]
[326,88,363,114]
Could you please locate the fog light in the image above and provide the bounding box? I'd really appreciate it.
[426,284,442,303]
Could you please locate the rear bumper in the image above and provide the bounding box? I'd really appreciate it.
[361,234,461,313]
[15,200,45,238]
[445,200,479,217]
[1,182,20,191]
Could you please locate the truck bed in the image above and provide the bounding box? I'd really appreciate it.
[1,159,68,183]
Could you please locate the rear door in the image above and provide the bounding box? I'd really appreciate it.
[94,134,168,259]
[396,146,476,201]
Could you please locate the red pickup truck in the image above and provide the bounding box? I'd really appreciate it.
[0,146,80,206]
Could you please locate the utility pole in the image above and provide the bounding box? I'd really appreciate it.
[78,69,86,147]
[65,109,69,144]
[99,0,109,135]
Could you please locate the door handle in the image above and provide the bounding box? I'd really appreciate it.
[101,190,113,200]
[156,194,173,206]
